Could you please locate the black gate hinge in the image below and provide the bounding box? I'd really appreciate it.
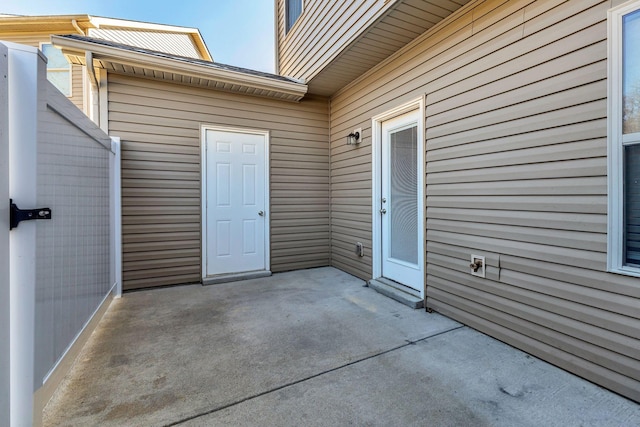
[10,199,52,230]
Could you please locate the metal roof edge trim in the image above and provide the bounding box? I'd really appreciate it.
[51,35,307,101]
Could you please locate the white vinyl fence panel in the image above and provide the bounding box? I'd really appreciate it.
[35,83,114,387]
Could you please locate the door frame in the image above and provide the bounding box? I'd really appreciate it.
[371,97,425,297]
[200,125,270,279]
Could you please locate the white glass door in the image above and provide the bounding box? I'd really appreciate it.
[381,110,422,290]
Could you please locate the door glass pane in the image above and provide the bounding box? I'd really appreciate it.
[390,125,418,265]
[624,144,640,266]
[623,9,640,134]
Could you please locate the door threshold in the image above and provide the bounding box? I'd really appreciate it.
[202,270,272,286]
[368,277,424,309]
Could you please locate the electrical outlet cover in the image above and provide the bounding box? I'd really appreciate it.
[470,254,485,278]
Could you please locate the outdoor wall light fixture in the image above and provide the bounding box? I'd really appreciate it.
[347,128,362,145]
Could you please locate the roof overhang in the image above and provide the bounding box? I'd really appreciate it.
[52,35,307,102]
[307,0,471,97]
[0,14,212,61]
[0,14,93,35]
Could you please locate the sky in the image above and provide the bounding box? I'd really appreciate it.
[1,0,276,73]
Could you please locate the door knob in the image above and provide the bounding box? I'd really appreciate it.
[258,210,264,216]
[380,208,387,214]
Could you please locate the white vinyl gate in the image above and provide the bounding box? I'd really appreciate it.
[2,41,121,427]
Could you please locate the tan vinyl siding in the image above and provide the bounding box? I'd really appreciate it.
[69,64,83,109]
[329,0,640,402]
[108,74,329,290]
[276,0,470,95]
[304,0,471,96]
[276,0,394,80]
[0,32,84,110]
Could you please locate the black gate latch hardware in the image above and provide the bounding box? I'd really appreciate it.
[9,199,52,230]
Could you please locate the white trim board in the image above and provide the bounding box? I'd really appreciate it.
[0,41,10,427]
[110,137,122,297]
[607,0,640,276]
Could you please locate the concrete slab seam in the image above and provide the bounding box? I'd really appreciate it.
[163,325,466,427]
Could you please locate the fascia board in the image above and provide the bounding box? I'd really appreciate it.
[0,14,89,25]
[192,30,213,62]
[0,15,94,33]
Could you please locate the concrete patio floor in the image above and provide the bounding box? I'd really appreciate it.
[43,267,640,426]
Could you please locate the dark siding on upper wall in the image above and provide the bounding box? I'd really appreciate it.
[108,74,330,290]
[329,0,640,402]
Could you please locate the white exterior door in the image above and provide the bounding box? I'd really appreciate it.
[380,110,423,291]
[203,128,268,277]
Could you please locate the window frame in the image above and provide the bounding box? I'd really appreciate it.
[285,0,304,35]
[40,42,72,98]
[608,0,640,276]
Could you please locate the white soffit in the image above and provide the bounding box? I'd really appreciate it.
[307,0,471,96]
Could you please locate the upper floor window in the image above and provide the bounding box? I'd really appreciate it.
[608,0,640,275]
[41,43,72,97]
[286,0,303,34]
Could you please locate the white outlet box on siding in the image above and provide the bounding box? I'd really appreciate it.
[470,254,485,278]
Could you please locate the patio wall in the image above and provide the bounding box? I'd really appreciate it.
[107,74,330,290]
[328,0,640,402]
